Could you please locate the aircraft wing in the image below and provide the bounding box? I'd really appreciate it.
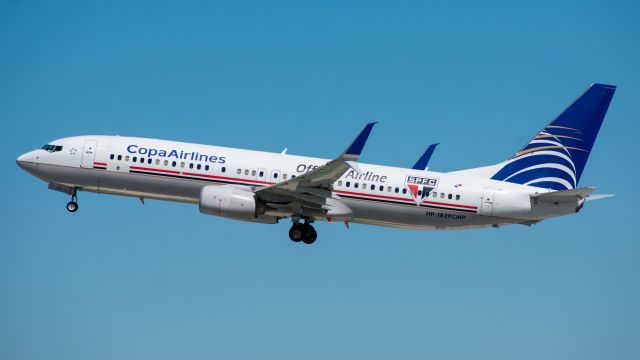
[255,123,376,213]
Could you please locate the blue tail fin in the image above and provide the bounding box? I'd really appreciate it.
[491,83,616,190]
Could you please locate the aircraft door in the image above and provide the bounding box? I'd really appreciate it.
[480,188,495,216]
[81,140,98,168]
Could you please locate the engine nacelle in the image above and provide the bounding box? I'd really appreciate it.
[199,185,274,223]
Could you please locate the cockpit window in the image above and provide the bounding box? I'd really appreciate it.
[41,144,63,152]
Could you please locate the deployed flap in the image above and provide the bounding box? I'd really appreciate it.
[412,143,439,170]
[532,187,596,203]
[256,123,377,205]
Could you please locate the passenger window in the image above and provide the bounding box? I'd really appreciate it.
[244,169,249,175]
[164,160,168,166]
[154,159,158,165]
[338,181,343,186]
[110,154,114,160]
[237,169,241,175]
[455,194,460,200]
[395,187,399,193]
[370,184,375,190]
[283,174,287,180]
[125,156,130,161]
[387,186,392,192]
[189,163,194,169]
[222,167,226,173]
[197,164,201,170]
[140,158,144,163]
[418,190,422,196]
[133,156,137,162]
[118,155,122,160]
[447,194,452,200]
[379,185,383,191]
[251,170,256,176]
[205,165,209,171]
[440,193,445,199]
[172,161,177,167]
[291,175,296,178]
[181,162,185,168]
[402,188,407,194]
[273,173,278,179]
[259,171,264,177]
[354,183,359,188]
[346,181,351,187]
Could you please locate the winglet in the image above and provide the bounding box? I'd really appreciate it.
[412,143,439,170]
[340,122,377,160]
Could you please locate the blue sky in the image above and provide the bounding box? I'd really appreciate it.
[1,1,639,359]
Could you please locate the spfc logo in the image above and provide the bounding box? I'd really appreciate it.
[406,175,439,206]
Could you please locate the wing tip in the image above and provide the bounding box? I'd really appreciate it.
[342,122,377,157]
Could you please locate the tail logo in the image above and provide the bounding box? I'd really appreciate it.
[490,83,616,191]
[491,126,586,190]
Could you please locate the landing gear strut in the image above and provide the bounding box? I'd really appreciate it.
[289,221,317,245]
[66,190,78,213]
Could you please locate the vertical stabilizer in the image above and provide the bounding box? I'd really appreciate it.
[489,83,616,190]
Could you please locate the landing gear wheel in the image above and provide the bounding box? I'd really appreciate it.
[289,224,304,242]
[302,224,317,245]
[66,201,78,213]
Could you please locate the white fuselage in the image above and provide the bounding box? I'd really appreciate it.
[17,135,582,230]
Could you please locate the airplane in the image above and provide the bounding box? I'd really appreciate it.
[16,83,616,245]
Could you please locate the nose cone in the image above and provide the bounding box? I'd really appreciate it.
[16,151,37,172]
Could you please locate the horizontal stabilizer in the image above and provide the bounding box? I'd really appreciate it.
[585,193,615,201]
[531,187,596,203]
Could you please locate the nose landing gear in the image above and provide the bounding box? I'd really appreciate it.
[288,221,317,245]
[66,190,78,213]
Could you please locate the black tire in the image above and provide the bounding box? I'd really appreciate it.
[288,224,304,242]
[66,201,78,213]
[302,224,317,245]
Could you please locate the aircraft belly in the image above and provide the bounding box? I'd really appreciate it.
[96,169,202,200]
[342,198,483,229]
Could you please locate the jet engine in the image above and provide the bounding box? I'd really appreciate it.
[199,185,277,224]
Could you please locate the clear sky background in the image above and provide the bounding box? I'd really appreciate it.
[1,1,639,359]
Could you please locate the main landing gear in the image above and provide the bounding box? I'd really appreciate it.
[66,189,78,213]
[289,221,317,245]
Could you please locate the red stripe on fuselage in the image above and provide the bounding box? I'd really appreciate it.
[129,165,181,175]
[93,162,107,166]
[422,200,477,210]
[333,189,413,202]
[333,189,477,210]
[128,165,276,185]
[181,171,275,185]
